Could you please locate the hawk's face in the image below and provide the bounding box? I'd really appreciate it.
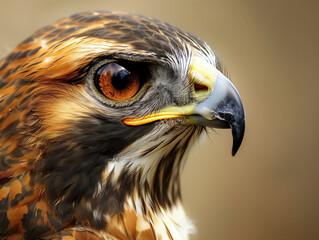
[0,11,245,239]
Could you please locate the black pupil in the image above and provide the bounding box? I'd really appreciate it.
[111,69,130,90]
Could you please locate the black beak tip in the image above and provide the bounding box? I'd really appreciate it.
[231,120,245,156]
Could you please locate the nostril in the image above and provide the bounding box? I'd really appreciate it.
[194,83,208,92]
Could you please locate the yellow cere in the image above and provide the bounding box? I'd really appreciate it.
[188,56,218,102]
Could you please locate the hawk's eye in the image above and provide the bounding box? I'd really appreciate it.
[94,62,140,101]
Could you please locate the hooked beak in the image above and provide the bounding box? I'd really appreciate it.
[123,57,245,156]
[191,71,245,156]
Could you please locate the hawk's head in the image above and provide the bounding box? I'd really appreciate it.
[0,11,245,239]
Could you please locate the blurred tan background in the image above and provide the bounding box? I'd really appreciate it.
[1,0,318,239]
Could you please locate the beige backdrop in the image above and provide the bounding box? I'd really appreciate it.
[1,0,318,239]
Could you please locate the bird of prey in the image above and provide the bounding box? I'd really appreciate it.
[0,11,245,240]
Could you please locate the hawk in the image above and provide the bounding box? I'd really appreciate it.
[0,11,245,239]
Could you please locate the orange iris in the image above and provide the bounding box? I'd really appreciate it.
[97,63,140,101]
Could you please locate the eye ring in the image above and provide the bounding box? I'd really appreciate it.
[88,59,150,106]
